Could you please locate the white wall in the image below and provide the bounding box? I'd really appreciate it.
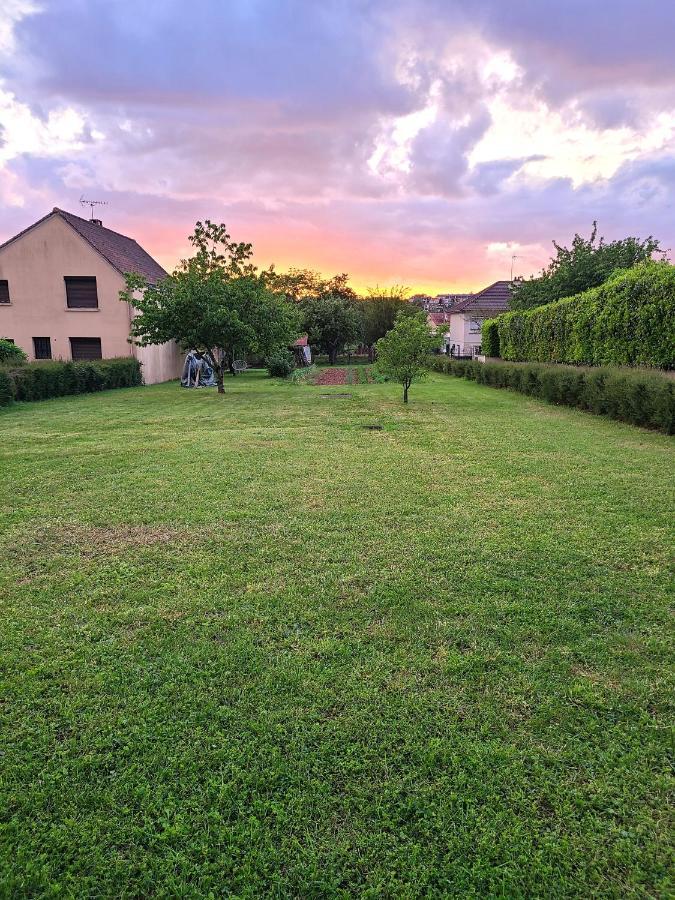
[443,313,484,355]
[136,341,183,384]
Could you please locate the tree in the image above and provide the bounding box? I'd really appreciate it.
[265,268,356,303]
[375,312,439,403]
[120,221,299,394]
[511,223,666,310]
[360,285,414,359]
[301,293,362,364]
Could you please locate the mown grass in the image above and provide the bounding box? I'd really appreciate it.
[1,371,673,897]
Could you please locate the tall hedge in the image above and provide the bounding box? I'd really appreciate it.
[482,261,675,369]
[430,356,674,434]
[0,357,143,406]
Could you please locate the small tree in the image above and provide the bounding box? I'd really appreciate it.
[360,285,414,360]
[120,221,299,394]
[375,313,439,403]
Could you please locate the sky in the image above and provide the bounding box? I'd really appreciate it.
[1,0,674,294]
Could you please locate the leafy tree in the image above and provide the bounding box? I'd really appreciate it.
[511,222,665,310]
[375,312,439,403]
[266,268,356,303]
[360,285,414,358]
[0,339,27,364]
[120,221,299,394]
[302,294,362,364]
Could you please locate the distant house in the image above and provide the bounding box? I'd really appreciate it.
[440,281,512,357]
[0,208,182,384]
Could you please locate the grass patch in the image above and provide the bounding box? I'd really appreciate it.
[1,371,673,896]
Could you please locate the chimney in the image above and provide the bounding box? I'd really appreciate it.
[90,218,103,226]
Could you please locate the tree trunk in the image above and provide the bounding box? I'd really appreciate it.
[228,353,237,376]
[205,347,225,395]
[403,379,410,403]
[329,347,338,365]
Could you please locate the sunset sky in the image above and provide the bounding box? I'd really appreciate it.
[1,0,674,294]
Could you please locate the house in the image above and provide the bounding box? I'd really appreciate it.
[0,208,182,384]
[441,281,512,357]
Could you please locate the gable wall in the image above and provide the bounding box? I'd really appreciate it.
[0,214,133,363]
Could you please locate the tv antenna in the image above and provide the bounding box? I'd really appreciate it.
[79,196,108,220]
[510,254,521,281]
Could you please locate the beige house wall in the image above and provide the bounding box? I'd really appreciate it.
[0,213,181,384]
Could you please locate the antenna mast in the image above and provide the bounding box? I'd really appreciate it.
[79,196,108,221]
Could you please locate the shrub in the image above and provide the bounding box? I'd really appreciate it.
[481,319,500,357]
[0,369,13,406]
[1,357,142,405]
[429,356,674,434]
[266,350,296,378]
[487,261,675,369]
[0,339,27,365]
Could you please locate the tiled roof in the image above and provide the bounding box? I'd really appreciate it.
[0,208,167,284]
[449,281,512,316]
[427,312,452,326]
[292,335,309,346]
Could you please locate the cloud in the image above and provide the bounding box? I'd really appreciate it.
[0,0,673,292]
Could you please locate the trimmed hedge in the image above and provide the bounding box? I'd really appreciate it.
[482,261,675,369]
[430,356,674,434]
[0,357,143,406]
[481,319,500,357]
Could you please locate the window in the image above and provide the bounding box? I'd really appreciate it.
[0,280,9,304]
[469,317,483,334]
[65,276,98,309]
[33,337,52,359]
[70,337,102,360]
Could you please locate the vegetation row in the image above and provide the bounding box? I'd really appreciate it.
[431,356,674,434]
[483,261,675,369]
[0,357,142,406]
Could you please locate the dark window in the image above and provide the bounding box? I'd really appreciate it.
[0,280,9,303]
[70,337,102,360]
[33,337,52,359]
[65,276,98,309]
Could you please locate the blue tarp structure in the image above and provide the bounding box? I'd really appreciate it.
[181,350,217,387]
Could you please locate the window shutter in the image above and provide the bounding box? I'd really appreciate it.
[65,277,98,308]
[33,337,52,359]
[70,337,102,360]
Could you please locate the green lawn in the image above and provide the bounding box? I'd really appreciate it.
[1,371,673,897]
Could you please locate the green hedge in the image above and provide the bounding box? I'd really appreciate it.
[482,261,675,369]
[481,319,500,357]
[0,357,143,406]
[430,356,674,434]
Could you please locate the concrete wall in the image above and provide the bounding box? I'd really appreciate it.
[0,213,181,384]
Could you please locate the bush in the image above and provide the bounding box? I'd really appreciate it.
[429,356,674,434]
[0,369,13,406]
[0,357,142,406]
[266,350,296,378]
[481,319,500,357]
[485,261,675,369]
[0,339,27,365]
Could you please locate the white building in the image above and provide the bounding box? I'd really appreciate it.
[428,281,512,358]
